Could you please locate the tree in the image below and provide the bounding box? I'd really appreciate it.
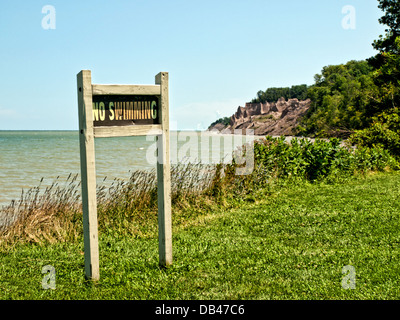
[369,0,400,72]
[347,1,400,157]
[251,85,308,103]
[372,36,400,110]
[371,0,400,54]
[208,116,231,129]
[368,0,400,113]
[300,60,377,137]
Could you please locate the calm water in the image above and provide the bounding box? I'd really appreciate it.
[0,130,259,208]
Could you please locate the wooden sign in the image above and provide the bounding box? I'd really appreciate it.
[77,70,172,281]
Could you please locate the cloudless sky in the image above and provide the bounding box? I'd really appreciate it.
[0,0,386,130]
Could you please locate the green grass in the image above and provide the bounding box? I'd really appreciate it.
[1,172,400,299]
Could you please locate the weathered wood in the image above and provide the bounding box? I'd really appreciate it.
[77,70,100,281]
[92,84,161,96]
[77,70,172,278]
[94,124,162,138]
[155,72,173,267]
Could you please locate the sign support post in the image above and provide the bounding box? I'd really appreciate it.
[156,72,173,267]
[77,70,100,281]
[76,70,172,280]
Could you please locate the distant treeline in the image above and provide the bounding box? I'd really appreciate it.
[209,116,231,128]
[250,84,308,103]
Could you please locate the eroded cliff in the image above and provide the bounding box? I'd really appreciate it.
[208,98,311,135]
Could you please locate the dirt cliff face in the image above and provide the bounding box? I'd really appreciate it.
[208,98,311,135]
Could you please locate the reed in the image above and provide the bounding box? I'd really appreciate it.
[0,174,82,244]
[0,162,219,245]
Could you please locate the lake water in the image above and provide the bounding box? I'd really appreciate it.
[0,130,259,208]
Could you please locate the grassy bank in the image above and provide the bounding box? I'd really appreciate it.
[0,171,399,299]
[1,136,399,299]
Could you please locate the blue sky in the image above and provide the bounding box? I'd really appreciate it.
[0,0,386,130]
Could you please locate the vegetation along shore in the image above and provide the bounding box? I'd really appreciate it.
[0,135,399,299]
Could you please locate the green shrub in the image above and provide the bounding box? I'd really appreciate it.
[349,108,400,158]
[222,135,399,198]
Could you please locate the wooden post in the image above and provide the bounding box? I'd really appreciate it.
[155,72,173,267]
[77,70,100,280]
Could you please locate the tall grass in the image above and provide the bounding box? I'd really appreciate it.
[0,174,82,244]
[0,135,398,246]
[0,162,219,246]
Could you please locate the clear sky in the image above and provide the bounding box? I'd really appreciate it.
[0,0,386,130]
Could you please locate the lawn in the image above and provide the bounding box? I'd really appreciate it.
[0,172,399,299]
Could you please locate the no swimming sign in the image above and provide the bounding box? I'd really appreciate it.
[77,70,172,281]
[92,95,160,126]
